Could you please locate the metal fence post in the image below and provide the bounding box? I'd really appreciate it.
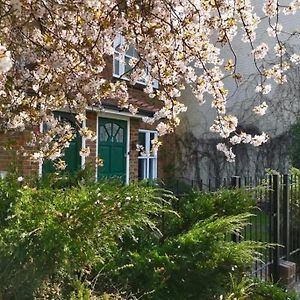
[272,174,280,282]
[231,176,241,242]
[231,176,241,188]
[283,174,290,260]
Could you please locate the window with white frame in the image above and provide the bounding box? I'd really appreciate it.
[113,34,158,88]
[137,130,158,180]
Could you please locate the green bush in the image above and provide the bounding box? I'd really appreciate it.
[0,174,173,299]
[221,276,297,300]
[251,280,297,300]
[0,173,281,300]
[107,189,263,300]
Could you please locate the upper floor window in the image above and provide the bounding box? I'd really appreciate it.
[113,34,158,89]
[137,130,158,180]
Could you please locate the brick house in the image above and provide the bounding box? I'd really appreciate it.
[0,35,175,183]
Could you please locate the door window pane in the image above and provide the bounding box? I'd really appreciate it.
[100,125,109,142]
[112,123,119,136]
[105,123,112,136]
[115,128,124,143]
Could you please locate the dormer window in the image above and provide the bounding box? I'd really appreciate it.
[113,33,158,89]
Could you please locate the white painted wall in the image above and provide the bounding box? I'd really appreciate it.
[176,2,300,182]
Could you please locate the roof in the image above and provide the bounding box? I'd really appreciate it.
[101,95,161,117]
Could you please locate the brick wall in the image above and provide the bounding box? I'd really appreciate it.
[159,132,176,182]
[0,129,39,176]
[129,118,140,180]
[85,111,97,175]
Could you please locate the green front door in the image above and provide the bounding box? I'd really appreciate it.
[98,118,127,181]
[43,112,81,175]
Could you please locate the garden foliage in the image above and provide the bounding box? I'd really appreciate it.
[0,173,295,299]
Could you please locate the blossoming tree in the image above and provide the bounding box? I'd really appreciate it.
[0,0,299,162]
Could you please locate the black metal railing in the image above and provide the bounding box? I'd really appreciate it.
[164,174,300,283]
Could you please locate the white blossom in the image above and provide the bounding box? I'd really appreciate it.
[253,102,268,115]
[80,147,90,157]
[253,43,269,59]
[290,54,300,64]
[0,0,296,164]
[250,132,269,146]
[255,84,271,95]
[0,45,13,73]
[216,143,236,162]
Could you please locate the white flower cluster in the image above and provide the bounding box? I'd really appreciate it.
[128,104,138,115]
[230,132,269,146]
[0,0,297,163]
[216,143,236,162]
[151,137,162,155]
[79,128,96,141]
[267,23,283,37]
[253,102,268,116]
[210,115,238,138]
[255,84,271,95]
[80,147,90,157]
[0,45,12,74]
[263,0,278,17]
[143,102,187,136]
[136,144,146,156]
[290,54,300,64]
[264,64,289,84]
[274,43,286,57]
[283,0,300,15]
[253,43,269,60]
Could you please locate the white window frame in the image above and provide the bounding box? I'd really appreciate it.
[138,129,158,180]
[113,34,159,89]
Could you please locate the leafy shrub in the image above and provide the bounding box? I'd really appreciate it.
[0,174,173,299]
[0,173,274,300]
[222,276,297,300]
[108,189,263,300]
[251,281,297,300]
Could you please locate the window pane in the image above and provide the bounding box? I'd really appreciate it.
[138,132,146,149]
[113,57,120,76]
[138,131,158,179]
[127,45,138,58]
[114,33,123,50]
[138,159,147,179]
[149,158,157,179]
[124,56,132,74]
[150,132,155,141]
[113,35,158,87]
[150,132,155,153]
